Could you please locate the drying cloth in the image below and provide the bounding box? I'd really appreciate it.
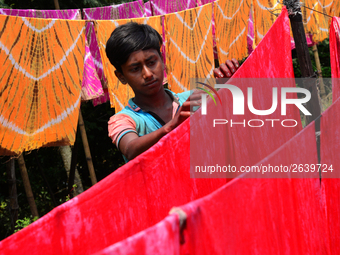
[181,142,328,254]
[93,214,180,255]
[302,0,333,43]
[82,43,104,100]
[0,8,81,19]
[165,3,214,93]
[83,1,146,107]
[144,1,152,17]
[150,0,196,15]
[330,17,340,102]
[253,0,327,46]
[214,0,250,62]
[83,0,145,20]
[95,16,163,111]
[0,8,104,101]
[190,7,302,178]
[0,117,225,255]
[320,97,340,253]
[0,15,85,155]
[93,89,110,107]
[247,6,254,54]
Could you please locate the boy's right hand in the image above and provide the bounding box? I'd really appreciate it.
[164,90,203,133]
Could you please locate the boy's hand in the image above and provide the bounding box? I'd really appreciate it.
[213,58,239,78]
[164,90,203,133]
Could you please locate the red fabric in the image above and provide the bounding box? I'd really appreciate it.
[330,17,340,102]
[191,7,302,178]
[94,214,180,255]
[181,123,329,254]
[0,118,224,255]
[321,97,340,253]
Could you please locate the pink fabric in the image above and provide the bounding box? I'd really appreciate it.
[0,8,104,101]
[150,0,196,15]
[0,117,224,255]
[190,7,302,178]
[181,124,328,254]
[94,214,180,255]
[321,97,340,254]
[0,8,80,19]
[83,0,145,20]
[144,1,152,17]
[247,7,254,54]
[82,44,104,100]
[330,17,340,102]
[83,1,146,106]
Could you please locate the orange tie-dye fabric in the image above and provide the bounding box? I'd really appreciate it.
[254,0,338,45]
[214,0,251,63]
[302,0,334,43]
[0,15,85,155]
[165,3,214,93]
[95,16,163,111]
[253,0,281,46]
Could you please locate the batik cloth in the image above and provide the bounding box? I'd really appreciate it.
[214,0,250,63]
[0,8,103,101]
[0,15,85,155]
[165,3,214,93]
[95,16,163,111]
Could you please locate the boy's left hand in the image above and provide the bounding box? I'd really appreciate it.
[213,58,239,78]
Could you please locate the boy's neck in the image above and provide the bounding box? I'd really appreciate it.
[133,87,171,111]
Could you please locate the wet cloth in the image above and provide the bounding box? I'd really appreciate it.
[330,17,340,102]
[95,16,163,111]
[93,214,180,255]
[0,15,85,155]
[213,0,251,62]
[164,3,214,93]
[0,8,103,101]
[320,97,340,254]
[0,116,225,255]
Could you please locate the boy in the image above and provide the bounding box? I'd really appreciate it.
[106,22,238,162]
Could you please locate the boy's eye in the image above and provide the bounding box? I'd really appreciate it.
[130,67,139,72]
[148,60,156,66]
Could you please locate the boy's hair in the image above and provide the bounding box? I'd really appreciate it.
[105,22,163,74]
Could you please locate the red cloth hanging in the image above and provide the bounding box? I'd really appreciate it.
[330,17,340,102]
[191,7,302,179]
[93,214,180,255]
[0,118,224,255]
[321,97,340,254]
[181,123,329,255]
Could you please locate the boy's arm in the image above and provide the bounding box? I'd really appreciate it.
[118,94,200,161]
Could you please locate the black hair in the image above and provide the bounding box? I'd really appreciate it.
[105,22,163,74]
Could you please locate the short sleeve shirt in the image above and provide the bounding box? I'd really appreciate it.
[108,89,191,150]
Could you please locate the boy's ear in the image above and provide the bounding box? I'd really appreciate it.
[115,70,127,84]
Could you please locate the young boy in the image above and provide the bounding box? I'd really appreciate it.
[106,22,238,162]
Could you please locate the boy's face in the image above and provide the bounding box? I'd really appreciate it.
[115,49,164,98]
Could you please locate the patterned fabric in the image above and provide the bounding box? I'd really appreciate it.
[150,0,196,15]
[0,8,103,101]
[253,0,281,46]
[83,0,145,20]
[83,1,146,106]
[95,16,163,111]
[0,15,85,155]
[302,0,333,43]
[144,1,152,17]
[214,0,251,62]
[0,8,81,19]
[82,43,104,100]
[165,3,214,93]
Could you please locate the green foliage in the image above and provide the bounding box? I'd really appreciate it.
[14,216,38,233]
